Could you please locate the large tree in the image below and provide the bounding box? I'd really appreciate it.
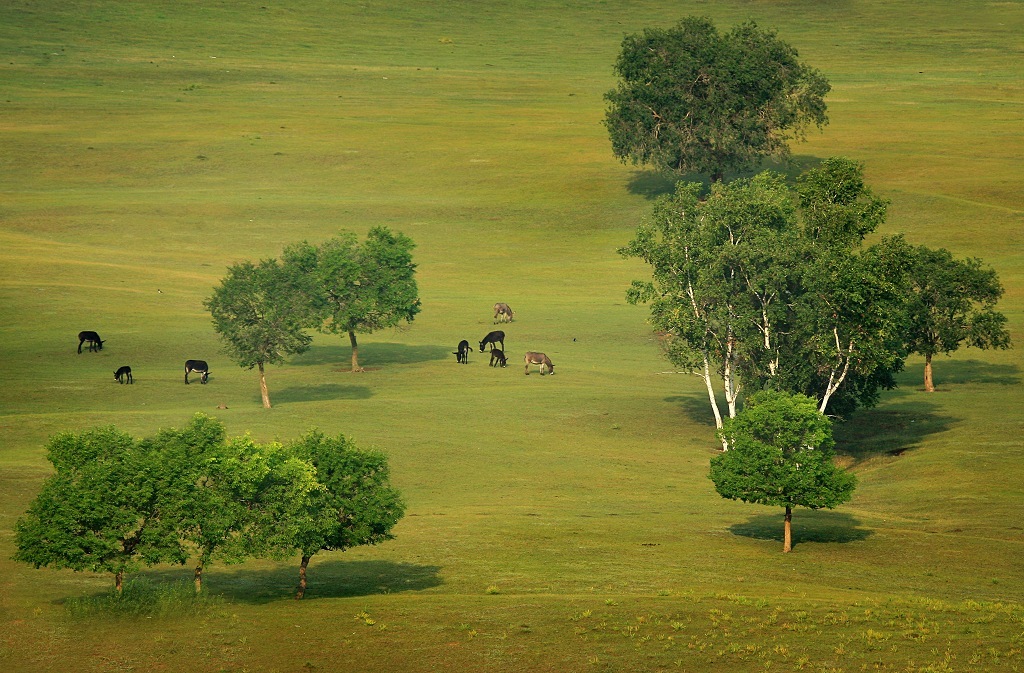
[284,227,421,372]
[709,390,856,552]
[903,245,1011,392]
[206,258,312,408]
[621,159,905,439]
[604,17,830,182]
[14,427,187,592]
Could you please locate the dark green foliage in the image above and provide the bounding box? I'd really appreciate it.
[283,227,421,371]
[621,158,908,424]
[710,391,856,551]
[14,427,188,590]
[903,245,1010,390]
[206,257,313,407]
[289,431,406,556]
[604,17,830,181]
[13,418,404,595]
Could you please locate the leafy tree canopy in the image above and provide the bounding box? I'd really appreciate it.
[903,245,1011,391]
[604,16,830,182]
[709,390,856,551]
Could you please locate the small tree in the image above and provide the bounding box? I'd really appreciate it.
[206,258,312,408]
[285,227,421,372]
[604,17,830,182]
[709,391,856,552]
[904,245,1011,392]
[288,431,406,598]
[14,427,187,592]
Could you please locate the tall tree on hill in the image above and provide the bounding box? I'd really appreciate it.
[903,245,1011,392]
[206,258,312,408]
[284,227,421,372]
[709,390,856,552]
[604,16,830,183]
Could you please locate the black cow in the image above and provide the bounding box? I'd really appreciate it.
[453,340,471,364]
[185,360,210,384]
[77,331,105,354]
[479,330,505,352]
[489,348,508,368]
[524,351,554,375]
[114,366,133,384]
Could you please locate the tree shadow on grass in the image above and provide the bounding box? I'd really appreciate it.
[902,359,1021,388]
[290,343,451,368]
[137,560,443,605]
[833,400,956,463]
[264,383,372,405]
[664,394,721,428]
[729,510,872,549]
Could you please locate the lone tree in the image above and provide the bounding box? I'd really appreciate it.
[206,258,312,408]
[604,16,830,182]
[903,245,1011,392]
[284,227,421,372]
[709,390,856,552]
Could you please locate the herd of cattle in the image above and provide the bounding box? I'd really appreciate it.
[454,303,556,376]
[77,302,554,385]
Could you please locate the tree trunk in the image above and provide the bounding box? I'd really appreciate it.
[783,506,793,553]
[115,570,124,593]
[924,354,935,392]
[701,355,727,450]
[711,169,724,183]
[348,331,363,372]
[194,563,204,594]
[258,361,271,408]
[296,555,311,599]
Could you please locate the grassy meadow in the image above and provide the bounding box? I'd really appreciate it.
[1,1,1022,671]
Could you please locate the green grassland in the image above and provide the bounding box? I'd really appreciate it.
[1,1,1022,671]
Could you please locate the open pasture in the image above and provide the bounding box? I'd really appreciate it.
[1,1,1022,670]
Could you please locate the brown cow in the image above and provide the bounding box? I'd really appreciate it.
[523,351,554,375]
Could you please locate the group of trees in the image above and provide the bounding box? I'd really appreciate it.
[621,158,1009,445]
[13,415,405,598]
[609,17,1010,548]
[207,227,421,408]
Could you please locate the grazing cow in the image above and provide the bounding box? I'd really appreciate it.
[453,340,471,364]
[114,366,133,384]
[493,302,514,324]
[489,348,508,368]
[185,360,210,384]
[479,330,505,352]
[77,331,105,354]
[524,351,555,375]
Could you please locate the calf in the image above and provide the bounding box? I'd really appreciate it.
[114,366,133,384]
[453,340,471,364]
[524,351,555,376]
[493,302,514,324]
[77,331,105,354]
[185,360,210,384]
[479,330,505,352]
[489,349,508,368]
